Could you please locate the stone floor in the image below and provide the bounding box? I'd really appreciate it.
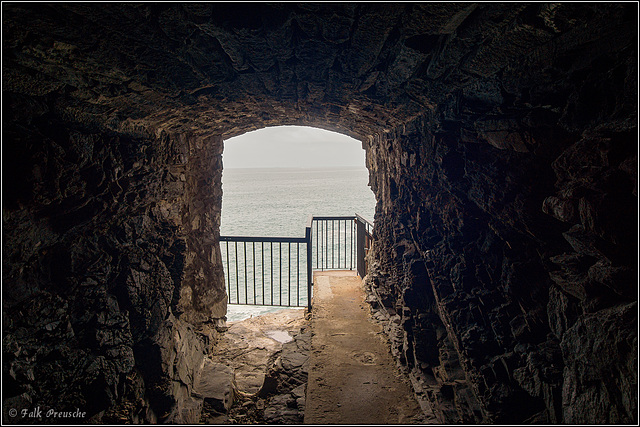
[200,271,434,424]
[200,308,310,424]
[304,271,433,424]
[210,308,307,394]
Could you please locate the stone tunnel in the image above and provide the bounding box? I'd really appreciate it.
[2,3,637,424]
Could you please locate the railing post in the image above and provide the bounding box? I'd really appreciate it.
[306,215,313,312]
[356,217,365,278]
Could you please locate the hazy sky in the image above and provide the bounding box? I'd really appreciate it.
[223,126,365,168]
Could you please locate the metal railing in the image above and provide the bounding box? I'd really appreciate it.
[355,213,373,278]
[220,214,373,311]
[311,216,356,271]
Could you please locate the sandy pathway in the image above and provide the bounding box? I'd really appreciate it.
[304,271,428,424]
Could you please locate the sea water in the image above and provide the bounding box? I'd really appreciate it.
[220,167,376,321]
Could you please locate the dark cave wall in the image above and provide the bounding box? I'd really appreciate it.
[366,118,637,423]
[363,8,638,422]
[2,2,637,425]
[2,101,226,422]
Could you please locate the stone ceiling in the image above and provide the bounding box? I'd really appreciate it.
[5,3,633,140]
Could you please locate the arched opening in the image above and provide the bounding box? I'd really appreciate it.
[220,126,376,320]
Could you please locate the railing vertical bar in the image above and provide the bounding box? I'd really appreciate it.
[306,224,312,312]
[338,220,341,269]
[279,242,282,306]
[288,242,291,307]
[332,220,335,269]
[349,219,351,269]
[320,220,323,271]
[344,219,348,269]
[297,243,300,306]
[321,220,324,271]
[252,242,256,304]
[235,242,239,304]
[262,242,265,305]
[270,242,274,306]
[345,219,348,269]
[319,220,322,271]
[349,219,353,270]
[244,242,248,305]
[341,219,344,269]
[353,219,356,270]
[315,220,318,270]
[325,219,328,270]
[349,220,351,270]
[325,220,328,270]
[225,242,230,302]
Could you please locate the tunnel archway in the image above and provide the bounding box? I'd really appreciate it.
[2,3,636,424]
[219,125,376,321]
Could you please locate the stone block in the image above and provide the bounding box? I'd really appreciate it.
[194,358,236,414]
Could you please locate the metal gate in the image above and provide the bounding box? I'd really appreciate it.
[220,214,373,311]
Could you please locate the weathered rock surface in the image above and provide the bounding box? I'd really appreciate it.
[194,359,235,415]
[209,309,306,395]
[199,309,310,424]
[361,8,637,420]
[2,3,637,424]
[258,326,311,424]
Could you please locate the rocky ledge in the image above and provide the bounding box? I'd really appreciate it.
[200,309,310,424]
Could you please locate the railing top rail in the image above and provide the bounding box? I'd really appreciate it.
[355,213,374,227]
[220,235,307,243]
[310,215,358,221]
[221,214,373,243]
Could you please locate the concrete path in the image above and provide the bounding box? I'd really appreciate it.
[304,271,426,424]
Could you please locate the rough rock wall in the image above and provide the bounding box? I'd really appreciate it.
[363,4,637,423]
[2,96,225,422]
[2,2,637,424]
